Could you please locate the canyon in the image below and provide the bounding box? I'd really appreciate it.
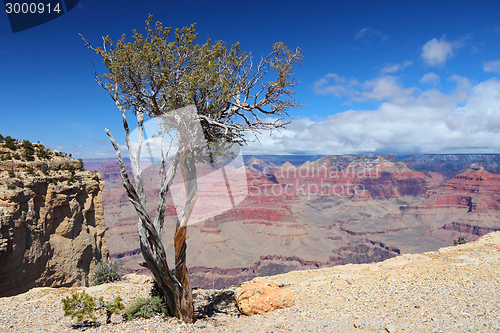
[84,154,500,289]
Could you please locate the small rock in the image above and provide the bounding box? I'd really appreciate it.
[235,278,295,315]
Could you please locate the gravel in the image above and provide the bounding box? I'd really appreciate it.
[1,232,499,333]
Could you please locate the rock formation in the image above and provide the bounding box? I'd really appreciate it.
[235,277,294,315]
[0,137,108,297]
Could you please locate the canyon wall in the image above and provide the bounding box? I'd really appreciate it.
[0,140,108,297]
[90,154,500,289]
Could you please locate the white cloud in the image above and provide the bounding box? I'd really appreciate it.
[484,60,500,73]
[380,61,412,75]
[314,74,415,103]
[420,72,440,86]
[313,73,360,97]
[246,76,500,155]
[355,28,388,43]
[421,36,456,66]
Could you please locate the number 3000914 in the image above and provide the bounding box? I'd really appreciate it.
[5,2,61,14]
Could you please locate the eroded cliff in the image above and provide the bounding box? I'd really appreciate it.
[0,138,108,297]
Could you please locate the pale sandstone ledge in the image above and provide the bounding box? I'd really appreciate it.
[1,232,499,332]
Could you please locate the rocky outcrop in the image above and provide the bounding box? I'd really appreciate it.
[0,139,108,297]
[421,165,500,212]
[441,222,500,237]
[235,278,294,315]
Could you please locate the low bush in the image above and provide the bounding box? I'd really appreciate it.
[453,235,468,246]
[25,167,36,175]
[61,290,124,326]
[91,259,126,285]
[77,159,84,171]
[36,146,52,159]
[122,296,167,321]
[67,175,76,185]
[4,136,16,150]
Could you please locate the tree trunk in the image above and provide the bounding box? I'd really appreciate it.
[174,225,194,322]
[172,148,198,323]
[105,127,198,323]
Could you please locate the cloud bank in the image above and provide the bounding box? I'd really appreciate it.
[245,75,500,155]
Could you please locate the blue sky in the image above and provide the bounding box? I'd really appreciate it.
[2,0,500,157]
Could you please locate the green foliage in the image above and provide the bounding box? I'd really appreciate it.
[0,134,4,142]
[52,179,58,185]
[25,166,36,176]
[67,175,76,185]
[64,164,76,174]
[122,296,167,321]
[453,235,468,246]
[88,15,302,146]
[7,184,16,190]
[55,151,70,158]
[61,290,97,323]
[36,146,52,159]
[61,290,124,325]
[4,136,16,150]
[91,259,126,285]
[21,140,35,161]
[21,139,33,150]
[8,170,15,178]
[12,153,20,159]
[150,279,163,299]
[77,159,84,171]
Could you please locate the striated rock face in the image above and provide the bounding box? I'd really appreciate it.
[0,140,108,297]
[273,156,443,199]
[421,165,500,212]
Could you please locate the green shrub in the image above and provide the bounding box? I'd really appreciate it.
[52,179,58,185]
[7,184,16,190]
[4,136,16,150]
[1,152,12,160]
[122,296,167,321]
[91,259,126,285]
[21,141,35,161]
[21,140,33,150]
[67,175,76,185]
[453,235,468,246]
[8,170,15,178]
[12,153,20,159]
[61,290,124,325]
[25,167,36,175]
[36,146,51,159]
[78,159,84,171]
[0,134,4,142]
[150,279,163,299]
